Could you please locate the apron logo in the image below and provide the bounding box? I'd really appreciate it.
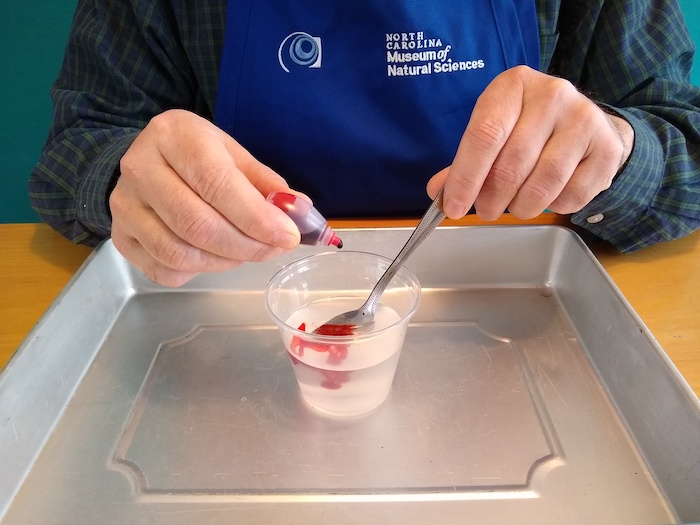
[278,32,323,73]
[385,31,485,77]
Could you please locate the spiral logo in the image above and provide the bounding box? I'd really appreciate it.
[278,32,323,72]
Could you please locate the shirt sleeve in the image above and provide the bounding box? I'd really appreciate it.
[28,0,222,246]
[551,0,700,252]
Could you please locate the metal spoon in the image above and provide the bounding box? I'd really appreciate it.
[315,188,445,334]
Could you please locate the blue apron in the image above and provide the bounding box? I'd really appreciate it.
[215,0,540,217]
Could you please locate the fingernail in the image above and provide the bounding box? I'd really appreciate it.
[443,197,467,219]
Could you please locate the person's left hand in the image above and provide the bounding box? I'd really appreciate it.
[427,66,634,220]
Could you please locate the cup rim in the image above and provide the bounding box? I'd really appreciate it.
[265,250,421,341]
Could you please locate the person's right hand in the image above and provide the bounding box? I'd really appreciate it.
[109,109,301,287]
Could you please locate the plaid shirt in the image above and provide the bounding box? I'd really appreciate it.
[29,0,700,251]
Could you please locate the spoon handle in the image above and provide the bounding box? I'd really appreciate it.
[363,188,446,313]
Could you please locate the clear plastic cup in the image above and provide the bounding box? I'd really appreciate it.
[265,251,421,417]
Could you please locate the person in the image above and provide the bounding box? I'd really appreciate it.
[30,0,700,287]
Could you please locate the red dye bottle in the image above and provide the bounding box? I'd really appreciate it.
[266,192,343,248]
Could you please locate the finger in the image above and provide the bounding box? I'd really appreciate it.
[546,138,619,215]
[426,167,449,200]
[112,229,201,288]
[442,67,527,219]
[136,156,293,263]
[110,189,248,286]
[510,100,621,217]
[217,132,312,242]
[505,134,582,219]
[110,204,203,288]
[217,128,291,195]
[547,159,611,215]
[473,90,561,220]
[504,99,591,218]
[152,112,300,249]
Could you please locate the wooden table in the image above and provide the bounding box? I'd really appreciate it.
[1,220,699,398]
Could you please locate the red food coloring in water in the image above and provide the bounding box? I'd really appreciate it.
[289,322,354,389]
[320,369,351,390]
[326,345,348,365]
[315,324,355,336]
[290,322,348,356]
[290,323,307,357]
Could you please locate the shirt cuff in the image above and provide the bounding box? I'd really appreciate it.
[77,132,138,243]
[570,108,665,253]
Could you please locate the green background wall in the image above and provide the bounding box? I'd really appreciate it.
[1,0,699,224]
[1,0,78,223]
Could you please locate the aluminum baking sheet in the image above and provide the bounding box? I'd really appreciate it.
[1,226,699,524]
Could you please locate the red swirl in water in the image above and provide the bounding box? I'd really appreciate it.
[289,322,354,389]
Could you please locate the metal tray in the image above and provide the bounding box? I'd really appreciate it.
[1,226,699,524]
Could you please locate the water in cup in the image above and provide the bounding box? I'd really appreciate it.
[283,297,405,416]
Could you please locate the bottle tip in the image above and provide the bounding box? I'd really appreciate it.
[330,232,343,249]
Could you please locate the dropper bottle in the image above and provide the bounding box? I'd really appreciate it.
[266,191,343,248]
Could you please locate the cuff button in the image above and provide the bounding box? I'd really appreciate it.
[586,213,605,224]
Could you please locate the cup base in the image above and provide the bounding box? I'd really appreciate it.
[301,391,390,418]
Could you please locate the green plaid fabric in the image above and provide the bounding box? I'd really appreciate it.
[29,0,700,251]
